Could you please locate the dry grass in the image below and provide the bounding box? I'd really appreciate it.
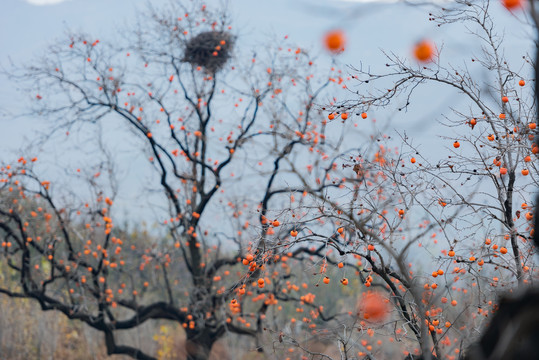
[0,296,262,360]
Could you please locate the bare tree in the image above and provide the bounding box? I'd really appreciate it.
[0,2,358,359]
[2,1,537,360]
[278,1,538,359]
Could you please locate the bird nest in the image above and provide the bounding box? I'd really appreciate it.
[182,31,234,73]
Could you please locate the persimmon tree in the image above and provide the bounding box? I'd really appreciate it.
[340,0,538,290]
[211,1,537,360]
[0,2,366,359]
[2,1,538,360]
[286,0,538,359]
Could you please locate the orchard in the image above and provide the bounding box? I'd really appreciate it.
[0,1,537,359]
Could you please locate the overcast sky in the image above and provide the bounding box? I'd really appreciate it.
[1,0,532,154]
[0,0,534,225]
[0,0,443,151]
[1,0,532,129]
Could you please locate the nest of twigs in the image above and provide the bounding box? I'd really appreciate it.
[182,31,234,73]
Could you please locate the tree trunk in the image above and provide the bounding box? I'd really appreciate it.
[184,334,216,360]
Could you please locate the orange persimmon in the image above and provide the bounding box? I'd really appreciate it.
[414,40,434,62]
[324,30,346,53]
[358,292,390,322]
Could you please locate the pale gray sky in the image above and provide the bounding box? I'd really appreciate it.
[0,0,533,225]
[1,0,531,153]
[1,0,443,150]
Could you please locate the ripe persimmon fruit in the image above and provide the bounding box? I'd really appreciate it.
[324,30,346,53]
[414,40,434,62]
